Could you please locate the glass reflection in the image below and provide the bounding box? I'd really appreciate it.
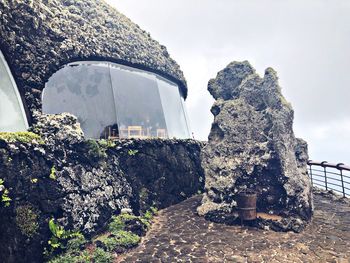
[43,63,118,139]
[0,51,28,132]
[43,62,190,140]
[110,64,167,139]
[157,76,190,139]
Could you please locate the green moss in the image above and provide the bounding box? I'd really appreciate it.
[114,230,140,248]
[48,254,76,263]
[97,139,116,149]
[1,179,11,207]
[49,166,57,180]
[91,248,114,263]
[105,231,140,250]
[66,234,87,253]
[47,235,88,263]
[0,132,44,144]
[108,213,138,233]
[48,209,157,262]
[143,210,153,221]
[49,250,91,263]
[140,218,150,228]
[16,205,39,238]
[140,207,158,229]
[85,140,107,160]
[102,237,119,252]
[127,149,139,156]
[150,206,158,215]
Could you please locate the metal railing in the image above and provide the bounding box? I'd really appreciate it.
[307,160,350,198]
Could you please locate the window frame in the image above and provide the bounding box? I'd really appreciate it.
[0,50,29,130]
[42,60,191,139]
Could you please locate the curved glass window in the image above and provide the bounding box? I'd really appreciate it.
[43,62,190,139]
[0,51,28,132]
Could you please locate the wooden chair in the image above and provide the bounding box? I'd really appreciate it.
[128,126,143,138]
[157,129,167,138]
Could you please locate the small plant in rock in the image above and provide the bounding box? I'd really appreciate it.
[16,204,39,238]
[143,210,153,221]
[31,178,38,184]
[127,149,139,156]
[143,206,158,220]
[0,179,11,207]
[48,250,91,263]
[140,207,158,229]
[47,208,159,262]
[47,235,88,263]
[66,234,87,253]
[48,218,82,251]
[49,166,57,180]
[91,247,114,263]
[106,230,140,250]
[1,189,11,207]
[150,206,158,215]
[98,139,116,149]
[108,213,138,233]
[85,140,108,161]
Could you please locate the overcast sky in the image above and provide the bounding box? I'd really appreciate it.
[106,0,350,165]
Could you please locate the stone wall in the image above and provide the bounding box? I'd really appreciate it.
[0,114,204,263]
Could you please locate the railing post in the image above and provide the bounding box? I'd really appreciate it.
[340,169,345,198]
[337,163,345,198]
[309,164,313,186]
[321,161,328,190]
[324,167,328,190]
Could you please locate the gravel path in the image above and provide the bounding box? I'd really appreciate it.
[119,193,350,262]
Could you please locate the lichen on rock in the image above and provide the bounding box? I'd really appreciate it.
[198,61,313,232]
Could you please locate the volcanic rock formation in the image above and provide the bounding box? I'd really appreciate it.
[197,61,313,232]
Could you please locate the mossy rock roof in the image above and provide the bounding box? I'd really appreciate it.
[0,0,187,117]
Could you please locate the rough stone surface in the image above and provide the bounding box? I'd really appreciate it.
[120,193,350,262]
[30,112,85,145]
[0,0,187,119]
[197,61,313,231]
[115,139,205,213]
[0,116,204,263]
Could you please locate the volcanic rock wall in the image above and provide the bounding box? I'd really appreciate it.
[0,114,204,263]
[197,61,313,232]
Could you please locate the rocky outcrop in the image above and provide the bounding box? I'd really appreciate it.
[197,61,313,232]
[0,114,204,263]
[0,0,187,117]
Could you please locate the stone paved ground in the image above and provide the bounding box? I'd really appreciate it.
[118,193,350,263]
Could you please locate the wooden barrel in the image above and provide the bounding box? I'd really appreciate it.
[236,190,257,221]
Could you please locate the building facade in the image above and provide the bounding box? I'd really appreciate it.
[0,0,190,139]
